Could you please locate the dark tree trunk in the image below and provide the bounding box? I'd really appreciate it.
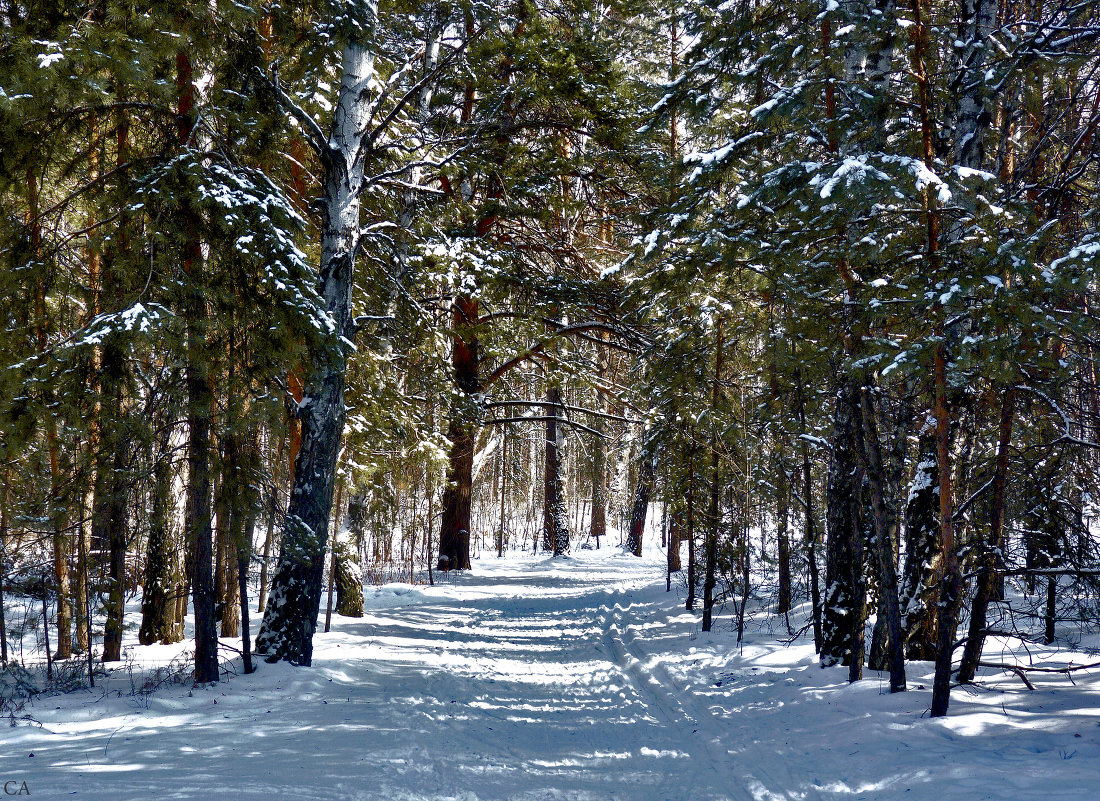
[796,373,823,652]
[176,48,220,683]
[776,476,791,615]
[859,387,906,692]
[958,386,1015,681]
[930,0,994,717]
[667,511,682,574]
[701,443,720,633]
[900,432,939,660]
[218,430,244,639]
[30,164,74,663]
[930,346,962,717]
[1044,576,1057,644]
[701,323,723,632]
[625,454,653,557]
[821,380,865,675]
[74,484,91,654]
[90,120,130,661]
[140,455,181,645]
[736,518,750,643]
[590,434,607,548]
[98,340,130,664]
[334,541,365,617]
[255,32,375,665]
[542,386,570,555]
[237,511,255,675]
[232,429,257,675]
[437,295,479,571]
[590,349,608,548]
[185,348,219,681]
[686,444,696,611]
[47,437,72,661]
[213,472,228,635]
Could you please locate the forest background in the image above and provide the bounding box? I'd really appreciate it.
[1,0,1099,720]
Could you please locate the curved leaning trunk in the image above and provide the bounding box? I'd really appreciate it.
[256,26,376,666]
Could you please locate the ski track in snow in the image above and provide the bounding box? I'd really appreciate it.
[3,545,1100,800]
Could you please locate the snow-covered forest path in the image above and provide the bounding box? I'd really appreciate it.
[5,546,1099,800]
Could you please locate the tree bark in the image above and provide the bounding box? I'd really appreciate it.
[96,336,129,664]
[590,346,610,547]
[777,474,791,615]
[29,167,73,661]
[667,511,682,574]
[625,453,652,557]
[702,321,723,632]
[139,454,181,645]
[899,431,939,660]
[174,47,221,683]
[0,477,8,664]
[237,507,256,675]
[256,21,377,665]
[821,380,865,675]
[701,443,720,633]
[930,342,961,716]
[957,385,1015,682]
[437,295,479,571]
[75,483,92,653]
[334,541,365,617]
[686,442,697,611]
[543,386,570,556]
[795,370,823,652]
[859,387,906,692]
[220,434,243,639]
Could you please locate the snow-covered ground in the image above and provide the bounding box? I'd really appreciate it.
[3,543,1099,800]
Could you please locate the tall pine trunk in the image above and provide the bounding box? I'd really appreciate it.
[139,453,180,645]
[28,167,74,660]
[899,431,939,660]
[685,442,697,611]
[543,386,570,555]
[821,380,865,676]
[957,385,1015,682]
[437,295,478,571]
[175,47,220,684]
[776,475,791,615]
[795,369,823,651]
[701,322,723,632]
[590,345,610,547]
[859,387,906,692]
[625,454,652,557]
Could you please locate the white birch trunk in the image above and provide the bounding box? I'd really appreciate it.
[256,8,378,665]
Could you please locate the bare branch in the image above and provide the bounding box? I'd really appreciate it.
[485,400,639,424]
[263,66,327,155]
[483,416,605,438]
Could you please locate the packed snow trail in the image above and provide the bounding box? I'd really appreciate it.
[4,546,1100,800]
